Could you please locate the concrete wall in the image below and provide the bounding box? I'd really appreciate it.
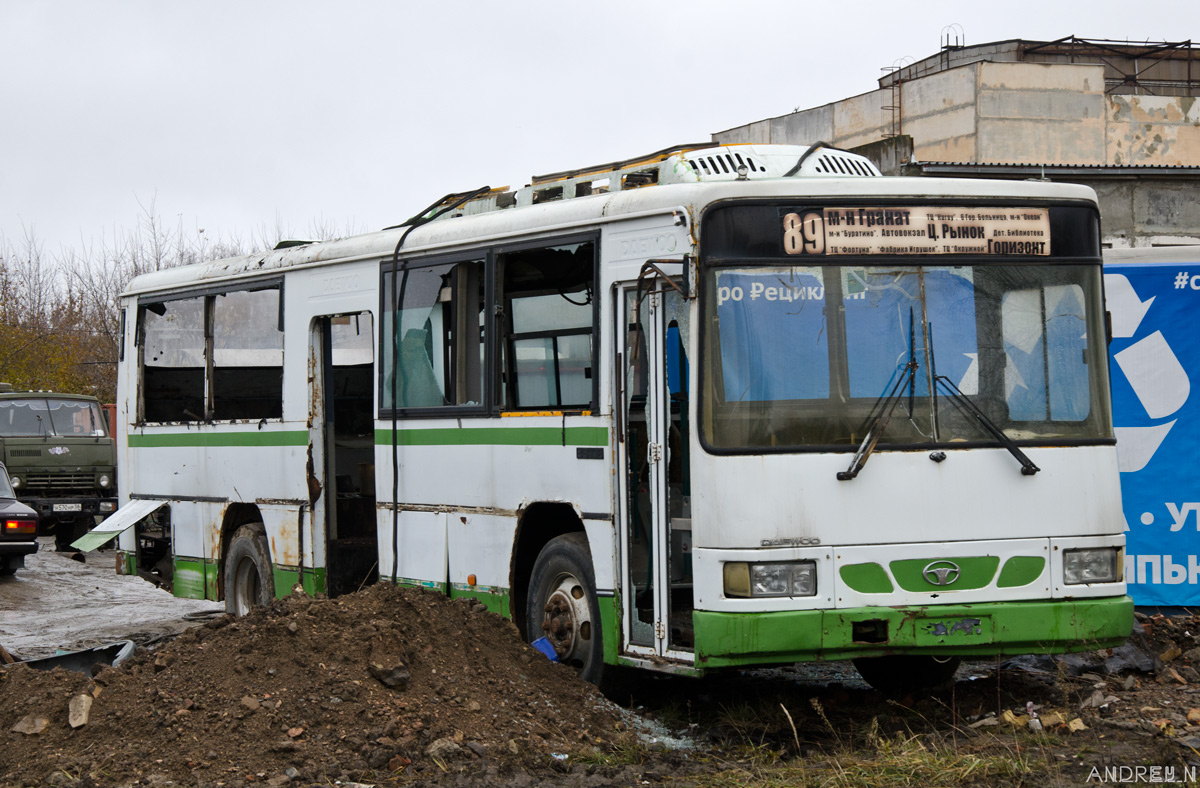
[712,59,1200,247]
[975,62,1107,164]
[901,64,980,162]
[1093,179,1200,247]
[715,62,1197,169]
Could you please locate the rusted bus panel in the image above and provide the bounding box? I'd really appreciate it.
[206,505,225,565]
[262,505,304,568]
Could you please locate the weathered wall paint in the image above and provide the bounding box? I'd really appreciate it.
[1108,95,1200,166]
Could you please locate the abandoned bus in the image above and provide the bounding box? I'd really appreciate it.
[94,143,1131,690]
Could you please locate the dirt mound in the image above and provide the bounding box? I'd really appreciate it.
[0,584,631,786]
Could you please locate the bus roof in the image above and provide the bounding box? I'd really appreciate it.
[122,146,1098,299]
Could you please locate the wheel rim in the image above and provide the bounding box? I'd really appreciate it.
[541,571,593,667]
[232,556,260,616]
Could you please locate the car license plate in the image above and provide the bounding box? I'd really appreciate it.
[914,615,994,645]
[53,503,82,512]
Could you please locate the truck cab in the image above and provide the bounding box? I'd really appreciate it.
[0,385,117,550]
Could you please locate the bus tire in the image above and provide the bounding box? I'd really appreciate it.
[525,532,605,685]
[224,523,274,616]
[852,655,962,694]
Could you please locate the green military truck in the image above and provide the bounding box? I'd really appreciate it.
[0,385,117,550]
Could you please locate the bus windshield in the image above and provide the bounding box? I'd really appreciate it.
[0,398,109,438]
[700,263,1113,452]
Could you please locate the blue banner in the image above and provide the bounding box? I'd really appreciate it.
[1105,262,1200,607]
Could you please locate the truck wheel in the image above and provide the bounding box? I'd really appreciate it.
[224,524,274,616]
[525,533,605,685]
[54,516,93,552]
[853,655,962,694]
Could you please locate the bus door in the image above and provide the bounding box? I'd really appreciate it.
[309,312,378,598]
[618,282,694,661]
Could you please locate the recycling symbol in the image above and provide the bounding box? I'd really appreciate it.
[1104,273,1191,475]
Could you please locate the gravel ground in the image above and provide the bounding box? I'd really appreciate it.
[0,538,222,660]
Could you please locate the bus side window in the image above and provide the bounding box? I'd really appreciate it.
[498,240,595,410]
[1001,284,1090,422]
[212,287,283,420]
[140,297,206,423]
[382,259,485,411]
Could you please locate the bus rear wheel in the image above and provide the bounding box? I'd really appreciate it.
[852,655,962,694]
[526,533,604,685]
[224,523,273,616]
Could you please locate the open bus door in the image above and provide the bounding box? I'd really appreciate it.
[617,275,694,664]
[309,312,378,598]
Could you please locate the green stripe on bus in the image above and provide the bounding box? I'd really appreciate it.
[375,426,608,447]
[129,431,309,448]
[273,565,326,597]
[693,596,1134,668]
[173,558,207,600]
[449,584,511,616]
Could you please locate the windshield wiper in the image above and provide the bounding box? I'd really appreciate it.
[932,375,1040,476]
[837,312,919,481]
[926,323,1039,476]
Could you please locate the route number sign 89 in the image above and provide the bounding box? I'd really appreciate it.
[784,212,825,255]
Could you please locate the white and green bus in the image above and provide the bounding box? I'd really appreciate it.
[93,143,1131,690]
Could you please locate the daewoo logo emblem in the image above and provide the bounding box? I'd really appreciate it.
[48,446,69,455]
[923,560,961,586]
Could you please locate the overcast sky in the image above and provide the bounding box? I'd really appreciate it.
[3,1,1197,254]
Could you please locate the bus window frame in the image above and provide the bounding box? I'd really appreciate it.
[695,198,1111,457]
[379,250,493,419]
[493,232,600,414]
[135,277,284,426]
[379,231,600,420]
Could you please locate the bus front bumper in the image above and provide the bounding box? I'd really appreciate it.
[693,596,1134,668]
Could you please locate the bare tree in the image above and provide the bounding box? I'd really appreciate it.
[2,200,350,400]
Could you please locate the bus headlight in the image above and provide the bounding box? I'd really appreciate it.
[98,474,111,488]
[1063,548,1121,585]
[724,561,817,598]
[10,475,19,489]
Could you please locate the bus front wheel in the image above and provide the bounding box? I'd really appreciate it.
[224,523,273,616]
[852,655,962,694]
[525,533,604,685]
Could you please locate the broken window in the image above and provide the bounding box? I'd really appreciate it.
[212,288,283,420]
[381,258,485,410]
[331,312,375,436]
[141,297,206,423]
[139,282,283,424]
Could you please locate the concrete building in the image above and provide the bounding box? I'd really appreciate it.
[715,37,1200,247]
